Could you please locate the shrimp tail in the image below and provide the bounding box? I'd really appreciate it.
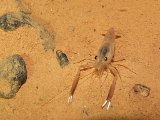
[104,27,115,42]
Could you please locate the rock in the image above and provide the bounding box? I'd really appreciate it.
[133,84,150,97]
[56,50,69,68]
[0,12,55,51]
[0,12,31,31]
[0,54,27,99]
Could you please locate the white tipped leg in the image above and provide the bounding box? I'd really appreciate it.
[101,65,118,110]
[102,100,111,110]
[68,65,93,105]
[68,95,73,104]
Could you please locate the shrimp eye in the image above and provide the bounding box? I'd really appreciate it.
[95,56,98,59]
[104,57,108,61]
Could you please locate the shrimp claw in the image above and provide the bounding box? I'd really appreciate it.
[102,100,111,110]
[68,95,73,104]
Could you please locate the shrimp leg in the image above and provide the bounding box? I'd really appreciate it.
[102,65,118,110]
[68,64,93,103]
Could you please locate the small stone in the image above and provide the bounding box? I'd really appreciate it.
[0,54,27,99]
[0,12,31,31]
[133,84,150,97]
[56,50,69,68]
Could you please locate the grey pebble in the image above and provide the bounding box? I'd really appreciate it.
[0,12,55,51]
[0,54,27,99]
[56,50,69,68]
[133,84,150,97]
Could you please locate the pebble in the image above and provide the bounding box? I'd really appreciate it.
[56,50,69,68]
[133,84,150,97]
[0,54,27,99]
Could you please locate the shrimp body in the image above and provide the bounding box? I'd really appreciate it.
[68,28,119,110]
[94,28,115,70]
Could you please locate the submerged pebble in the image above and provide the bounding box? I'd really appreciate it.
[0,54,27,99]
[0,12,31,31]
[0,12,55,51]
[56,50,69,68]
[133,84,150,97]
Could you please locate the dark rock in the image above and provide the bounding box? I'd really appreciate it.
[0,54,27,99]
[0,12,55,51]
[56,50,69,68]
[0,12,31,31]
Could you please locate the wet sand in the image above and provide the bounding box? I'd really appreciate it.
[0,0,160,120]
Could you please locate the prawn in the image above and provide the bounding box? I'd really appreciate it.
[68,28,120,110]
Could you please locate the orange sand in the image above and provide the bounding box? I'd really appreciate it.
[0,0,160,120]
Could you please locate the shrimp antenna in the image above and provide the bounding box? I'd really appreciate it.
[114,64,136,74]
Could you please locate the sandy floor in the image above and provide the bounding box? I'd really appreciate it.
[0,0,160,120]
